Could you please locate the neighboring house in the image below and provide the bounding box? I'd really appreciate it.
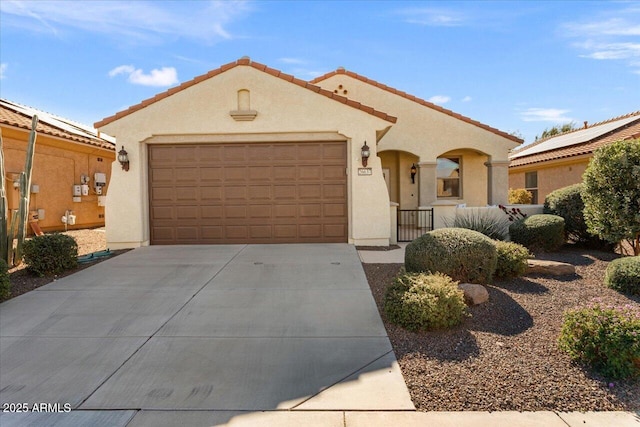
[95,57,521,249]
[1,99,116,233]
[509,111,640,204]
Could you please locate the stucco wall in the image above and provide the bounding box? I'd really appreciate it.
[316,75,518,207]
[315,75,519,161]
[1,126,113,232]
[98,65,394,248]
[509,157,589,203]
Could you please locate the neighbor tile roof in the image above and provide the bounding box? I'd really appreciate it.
[1,99,115,151]
[311,68,522,144]
[509,111,640,167]
[95,57,397,128]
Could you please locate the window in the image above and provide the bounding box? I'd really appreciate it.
[525,171,538,204]
[437,157,461,198]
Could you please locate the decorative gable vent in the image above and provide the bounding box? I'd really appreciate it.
[230,89,258,121]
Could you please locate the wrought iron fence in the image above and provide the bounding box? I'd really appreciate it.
[397,209,434,242]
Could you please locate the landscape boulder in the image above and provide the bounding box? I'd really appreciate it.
[458,283,489,305]
[527,259,575,276]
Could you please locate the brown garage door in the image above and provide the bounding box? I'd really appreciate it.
[148,142,348,244]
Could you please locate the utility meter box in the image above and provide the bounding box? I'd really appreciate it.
[94,173,107,186]
[81,184,89,196]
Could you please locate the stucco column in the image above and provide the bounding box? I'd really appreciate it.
[418,161,437,207]
[485,160,510,206]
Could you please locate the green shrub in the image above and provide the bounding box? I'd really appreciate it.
[544,183,614,250]
[509,214,565,252]
[22,233,78,277]
[384,272,467,331]
[494,241,531,279]
[405,228,497,284]
[445,210,508,240]
[0,259,10,300]
[604,256,640,295]
[558,302,640,379]
[508,188,533,204]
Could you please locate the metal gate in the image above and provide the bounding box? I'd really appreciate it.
[397,209,434,242]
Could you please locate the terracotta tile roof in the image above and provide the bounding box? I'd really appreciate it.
[95,57,397,128]
[1,99,115,151]
[311,68,522,144]
[509,111,640,167]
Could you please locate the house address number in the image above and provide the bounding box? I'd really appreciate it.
[358,168,372,176]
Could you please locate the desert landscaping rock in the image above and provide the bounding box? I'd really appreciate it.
[458,283,489,305]
[364,247,640,412]
[527,259,576,276]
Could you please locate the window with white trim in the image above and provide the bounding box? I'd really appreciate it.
[525,171,538,204]
[437,157,461,198]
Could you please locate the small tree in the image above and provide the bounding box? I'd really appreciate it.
[582,139,640,255]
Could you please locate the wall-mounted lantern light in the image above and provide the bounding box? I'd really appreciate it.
[411,163,417,184]
[361,142,370,167]
[118,146,130,171]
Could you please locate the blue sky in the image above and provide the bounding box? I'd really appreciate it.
[1,0,638,145]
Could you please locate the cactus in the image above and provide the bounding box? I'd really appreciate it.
[0,115,38,266]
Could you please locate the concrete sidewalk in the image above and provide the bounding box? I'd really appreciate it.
[0,244,413,426]
[0,409,638,426]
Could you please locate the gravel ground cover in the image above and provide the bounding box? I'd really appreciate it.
[364,247,640,411]
[3,228,127,302]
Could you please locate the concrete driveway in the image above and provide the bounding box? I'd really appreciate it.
[0,244,413,426]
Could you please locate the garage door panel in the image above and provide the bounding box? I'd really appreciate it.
[200,167,223,182]
[152,206,174,220]
[149,142,347,244]
[151,168,174,182]
[176,226,198,240]
[273,166,297,180]
[176,206,198,219]
[225,206,247,218]
[176,187,198,202]
[224,186,247,200]
[224,167,248,182]
[201,206,223,219]
[274,204,297,218]
[324,203,347,217]
[223,146,247,161]
[201,187,223,201]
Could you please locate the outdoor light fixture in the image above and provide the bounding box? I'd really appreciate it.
[361,141,370,167]
[118,146,130,171]
[411,163,417,184]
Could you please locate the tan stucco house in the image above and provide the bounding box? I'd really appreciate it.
[509,111,640,204]
[1,99,115,233]
[95,57,521,249]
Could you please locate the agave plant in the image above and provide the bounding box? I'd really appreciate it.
[0,115,38,266]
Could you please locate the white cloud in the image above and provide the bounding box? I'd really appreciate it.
[109,65,179,87]
[398,7,467,27]
[561,6,640,73]
[279,57,307,65]
[428,95,451,104]
[108,65,135,77]
[0,63,6,79]
[0,0,252,43]
[462,96,472,102]
[519,108,573,123]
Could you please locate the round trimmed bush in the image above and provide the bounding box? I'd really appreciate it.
[494,241,531,279]
[22,233,78,277]
[558,303,640,379]
[384,272,467,331]
[604,256,640,295]
[509,214,565,252]
[543,183,614,250]
[405,228,497,284]
[0,259,10,300]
